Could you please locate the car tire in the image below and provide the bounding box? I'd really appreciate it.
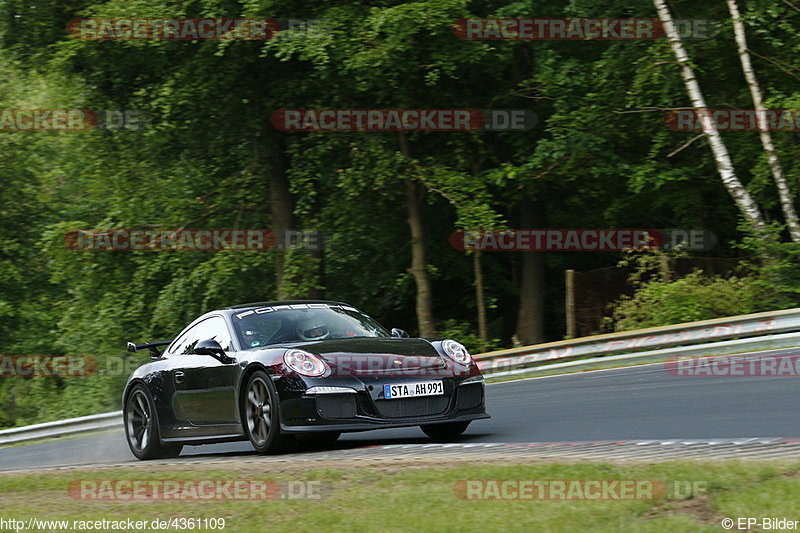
[242,370,293,454]
[124,384,183,460]
[420,421,470,441]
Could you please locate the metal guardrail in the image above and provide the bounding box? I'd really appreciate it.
[482,331,800,380]
[476,307,800,374]
[0,411,122,445]
[3,307,800,446]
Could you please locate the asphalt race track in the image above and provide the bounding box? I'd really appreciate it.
[2,356,800,472]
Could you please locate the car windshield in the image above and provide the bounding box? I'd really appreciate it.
[232,303,390,348]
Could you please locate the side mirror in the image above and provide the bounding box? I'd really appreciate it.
[194,338,232,363]
[391,328,410,338]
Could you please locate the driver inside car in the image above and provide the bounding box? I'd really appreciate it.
[242,328,267,347]
[297,318,331,341]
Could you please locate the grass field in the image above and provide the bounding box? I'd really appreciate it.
[1,460,799,532]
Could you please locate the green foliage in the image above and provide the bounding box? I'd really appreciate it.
[279,248,324,300]
[736,222,800,304]
[436,319,502,354]
[610,270,770,331]
[3,0,800,427]
[608,243,800,332]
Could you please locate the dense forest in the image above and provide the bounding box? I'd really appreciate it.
[2,0,800,428]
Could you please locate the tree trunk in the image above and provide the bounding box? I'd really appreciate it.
[726,0,800,242]
[399,134,435,337]
[514,199,545,346]
[653,0,767,233]
[265,137,297,299]
[473,250,488,348]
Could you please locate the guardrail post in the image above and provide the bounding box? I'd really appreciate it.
[566,269,576,339]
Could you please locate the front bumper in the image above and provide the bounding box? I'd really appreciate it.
[275,374,489,433]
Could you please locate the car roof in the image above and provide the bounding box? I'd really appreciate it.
[224,300,351,310]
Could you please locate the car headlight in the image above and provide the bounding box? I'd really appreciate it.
[283,349,327,377]
[442,339,472,365]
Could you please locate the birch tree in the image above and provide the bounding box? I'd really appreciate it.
[726,0,800,242]
[653,0,767,234]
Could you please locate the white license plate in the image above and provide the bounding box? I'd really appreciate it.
[383,381,443,399]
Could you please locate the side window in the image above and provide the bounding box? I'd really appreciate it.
[181,324,203,355]
[167,327,196,356]
[191,316,233,353]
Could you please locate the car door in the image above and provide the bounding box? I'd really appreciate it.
[170,316,241,427]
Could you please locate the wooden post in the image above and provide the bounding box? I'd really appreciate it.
[659,255,672,282]
[473,251,488,348]
[566,269,576,339]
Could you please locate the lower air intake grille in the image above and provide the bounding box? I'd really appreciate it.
[375,397,449,418]
[315,395,357,419]
[456,384,483,410]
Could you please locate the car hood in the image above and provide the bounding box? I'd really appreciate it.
[298,337,438,355]
[287,337,447,376]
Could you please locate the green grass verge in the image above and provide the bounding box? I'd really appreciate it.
[1,461,798,532]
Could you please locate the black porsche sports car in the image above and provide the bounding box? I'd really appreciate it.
[123,300,489,459]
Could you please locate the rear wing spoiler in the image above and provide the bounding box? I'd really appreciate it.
[127,339,173,358]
